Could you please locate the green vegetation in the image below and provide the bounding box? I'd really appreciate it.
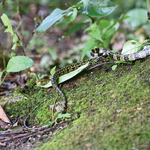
[0,0,150,149]
[37,57,150,150]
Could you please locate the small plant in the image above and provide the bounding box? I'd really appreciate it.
[36,0,123,59]
[48,113,72,127]
[0,14,34,86]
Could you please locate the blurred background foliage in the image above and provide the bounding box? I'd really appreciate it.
[0,0,149,71]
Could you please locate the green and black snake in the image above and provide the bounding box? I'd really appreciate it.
[24,45,150,130]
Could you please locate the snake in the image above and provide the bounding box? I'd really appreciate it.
[24,45,150,130]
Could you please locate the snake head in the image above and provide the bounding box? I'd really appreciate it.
[90,48,107,57]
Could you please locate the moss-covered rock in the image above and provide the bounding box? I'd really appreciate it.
[1,57,150,150]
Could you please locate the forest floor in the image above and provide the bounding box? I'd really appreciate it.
[1,55,150,150]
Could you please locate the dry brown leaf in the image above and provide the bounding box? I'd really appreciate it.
[0,104,11,124]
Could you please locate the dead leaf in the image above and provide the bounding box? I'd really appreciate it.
[0,120,9,128]
[0,104,11,124]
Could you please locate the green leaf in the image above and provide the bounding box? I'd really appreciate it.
[6,56,34,72]
[81,38,97,60]
[80,0,117,17]
[67,8,77,24]
[57,113,71,119]
[84,22,97,33]
[103,27,115,39]
[50,66,56,76]
[13,33,18,43]
[112,65,117,70]
[124,8,147,28]
[36,8,66,33]
[12,43,18,50]
[58,22,89,41]
[114,0,124,5]
[99,20,111,32]
[122,40,142,55]
[42,62,89,88]
[1,13,14,36]
[11,52,16,57]
[88,28,103,42]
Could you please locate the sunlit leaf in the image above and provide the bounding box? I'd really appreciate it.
[13,33,18,43]
[42,62,89,88]
[6,56,34,72]
[1,13,14,36]
[80,0,117,17]
[36,8,66,33]
[67,8,77,24]
[122,40,142,55]
[112,65,117,70]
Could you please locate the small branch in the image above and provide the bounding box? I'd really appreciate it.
[87,62,115,70]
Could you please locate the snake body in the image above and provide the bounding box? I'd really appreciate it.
[24,45,150,130]
[51,45,150,110]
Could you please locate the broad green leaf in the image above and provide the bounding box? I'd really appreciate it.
[36,8,66,33]
[122,40,142,55]
[80,0,117,17]
[6,56,34,72]
[99,20,111,32]
[67,8,77,24]
[81,38,97,60]
[88,28,103,42]
[124,8,147,28]
[42,62,89,88]
[58,22,89,41]
[1,13,14,36]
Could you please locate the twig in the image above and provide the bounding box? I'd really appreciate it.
[87,62,115,70]
[24,99,48,130]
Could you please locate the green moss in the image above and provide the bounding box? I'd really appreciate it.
[36,58,150,150]
[2,57,150,149]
